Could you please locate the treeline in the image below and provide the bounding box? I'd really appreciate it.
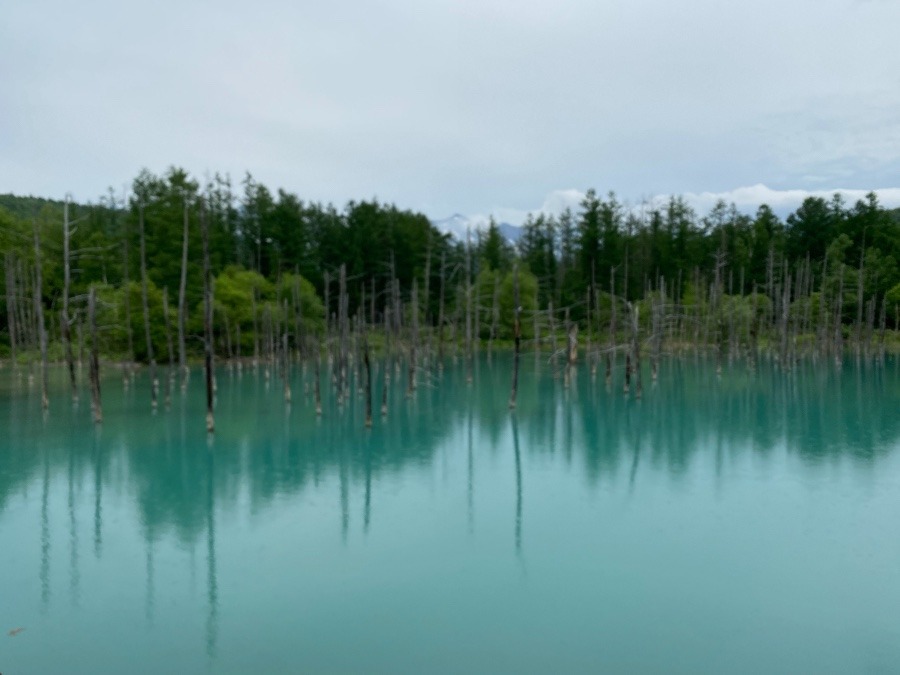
[2,169,900,367]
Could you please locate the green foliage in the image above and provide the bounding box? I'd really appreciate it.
[276,272,325,334]
[886,283,900,308]
[4,174,900,360]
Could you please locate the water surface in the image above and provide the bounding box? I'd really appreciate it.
[2,356,900,674]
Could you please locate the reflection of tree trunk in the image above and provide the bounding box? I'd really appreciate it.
[92,425,103,558]
[41,448,51,609]
[206,449,219,658]
[363,441,372,534]
[511,416,522,554]
[364,335,372,428]
[339,447,349,542]
[467,402,474,534]
[68,444,80,606]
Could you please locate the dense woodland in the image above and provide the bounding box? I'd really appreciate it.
[2,168,900,389]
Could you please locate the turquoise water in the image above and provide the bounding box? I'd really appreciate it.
[2,356,900,674]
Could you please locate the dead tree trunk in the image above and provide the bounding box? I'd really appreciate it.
[314,346,322,416]
[339,264,349,399]
[489,272,500,354]
[607,266,617,384]
[162,287,175,406]
[363,334,373,428]
[834,264,844,364]
[407,280,418,397]
[438,251,446,364]
[178,194,190,384]
[567,320,578,365]
[251,287,260,368]
[509,263,521,409]
[293,275,303,361]
[88,287,102,424]
[630,301,642,399]
[381,309,390,417]
[33,218,49,410]
[817,256,829,358]
[652,277,664,381]
[465,231,473,384]
[855,248,865,354]
[549,301,559,374]
[282,300,291,404]
[138,202,158,409]
[423,240,432,358]
[202,202,215,433]
[121,204,134,382]
[62,195,78,401]
[5,252,18,366]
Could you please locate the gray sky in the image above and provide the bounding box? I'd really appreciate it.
[2,0,899,223]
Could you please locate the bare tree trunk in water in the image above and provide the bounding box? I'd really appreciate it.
[381,310,390,417]
[438,251,446,364]
[607,266,617,385]
[62,195,78,401]
[630,301,642,399]
[282,300,291,405]
[121,196,134,384]
[202,202,215,433]
[834,264,844,365]
[314,346,322,416]
[178,195,190,385]
[509,263,521,409]
[162,287,175,406]
[423,240,432,345]
[251,287,259,368]
[465,230,473,384]
[33,218,49,410]
[407,280,418,397]
[88,287,102,424]
[138,202,158,409]
[5,252,18,367]
[489,273,500,354]
[363,334,373,428]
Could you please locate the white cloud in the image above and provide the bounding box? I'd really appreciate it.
[675,185,900,218]
[2,0,900,217]
[462,185,900,228]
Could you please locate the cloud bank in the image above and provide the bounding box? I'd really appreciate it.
[469,185,900,227]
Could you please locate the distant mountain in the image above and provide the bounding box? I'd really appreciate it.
[431,213,522,243]
[498,222,522,243]
[431,213,472,240]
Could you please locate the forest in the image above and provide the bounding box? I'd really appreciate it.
[2,167,900,387]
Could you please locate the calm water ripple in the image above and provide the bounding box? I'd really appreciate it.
[1,355,899,674]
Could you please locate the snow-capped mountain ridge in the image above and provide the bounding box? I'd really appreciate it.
[431,213,522,243]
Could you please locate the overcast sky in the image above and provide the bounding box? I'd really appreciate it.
[2,0,899,223]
